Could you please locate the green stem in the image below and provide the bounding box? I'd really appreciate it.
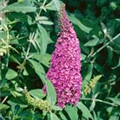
[1,96,8,104]
[18,42,31,75]
[90,33,120,58]
[38,0,47,15]
[81,98,117,107]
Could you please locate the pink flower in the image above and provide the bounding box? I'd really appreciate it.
[45,5,82,108]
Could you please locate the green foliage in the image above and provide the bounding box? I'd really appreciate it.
[50,113,60,120]
[24,89,52,112]
[46,79,57,106]
[65,105,78,120]
[29,89,46,99]
[2,1,36,13]
[0,0,120,120]
[83,75,102,95]
[76,102,93,119]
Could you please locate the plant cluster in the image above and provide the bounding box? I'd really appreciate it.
[0,0,120,120]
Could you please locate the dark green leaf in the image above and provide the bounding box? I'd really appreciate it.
[19,109,35,120]
[7,99,27,108]
[28,59,46,83]
[112,58,120,69]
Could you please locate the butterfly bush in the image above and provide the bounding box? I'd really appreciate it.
[45,5,82,108]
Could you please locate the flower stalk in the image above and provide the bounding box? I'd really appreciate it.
[45,4,82,108]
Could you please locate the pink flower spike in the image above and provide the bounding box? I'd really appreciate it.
[44,4,82,108]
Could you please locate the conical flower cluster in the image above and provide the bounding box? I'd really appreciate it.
[46,5,82,108]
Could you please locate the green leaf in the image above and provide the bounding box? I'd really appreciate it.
[39,20,54,25]
[59,112,68,120]
[69,14,92,33]
[1,90,10,97]
[81,42,90,54]
[7,99,28,108]
[82,63,93,88]
[28,59,46,82]
[38,16,49,21]
[2,1,36,13]
[76,102,93,119]
[41,54,51,67]
[45,1,57,11]
[50,113,60,120]
[94,62,104,74]
[109,115,120,120]
[106,47,113,65]
[6,69,18,80]
[10,91,23,97]
[52,0,61,11]
[84,37,100,47]
[46,80,56,105]
[81,53,87,60]
[107,97,120,106]
[65,105,78,120]
[0,31,7,40]
[93,111,98,120]
[29,89,46,99]
[0,103,9,113]
[18,0,24,2]
[37,24,49,56]
[101,22,107,35]
[19,109,35,120]
[52,106,62,111]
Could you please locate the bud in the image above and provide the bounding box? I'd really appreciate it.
[24,89,52,112]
